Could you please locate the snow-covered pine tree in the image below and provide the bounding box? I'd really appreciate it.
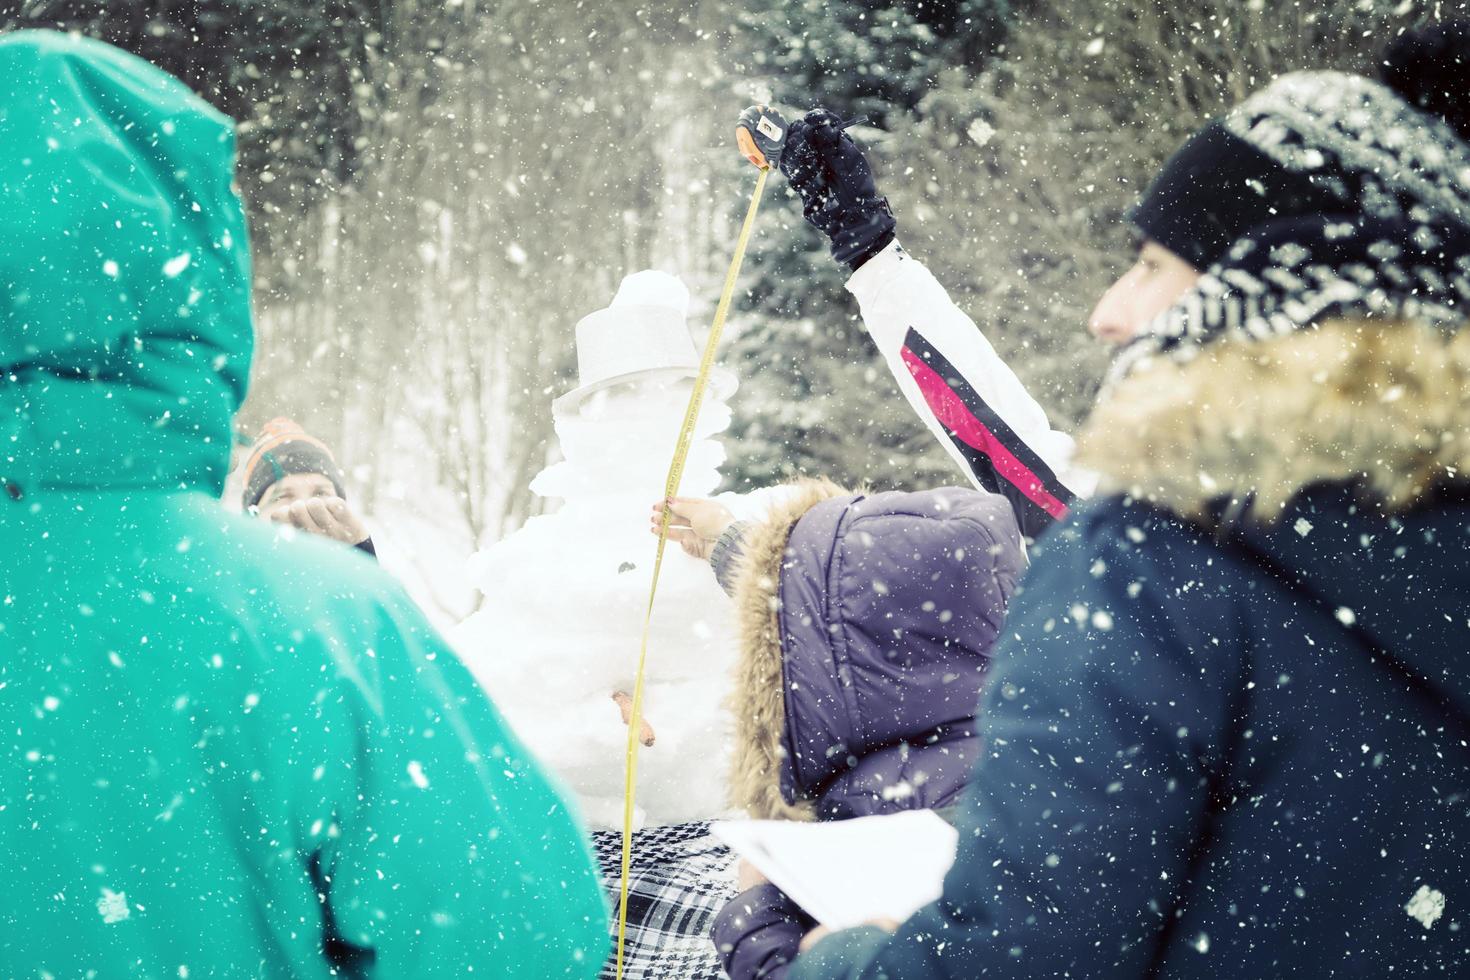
[717,0,1019,491]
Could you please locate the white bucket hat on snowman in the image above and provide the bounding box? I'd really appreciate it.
[551,270,738,418]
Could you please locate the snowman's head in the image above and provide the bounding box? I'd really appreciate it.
[574,374,696,422]
[552,270,736,421]
[543,371,731,499]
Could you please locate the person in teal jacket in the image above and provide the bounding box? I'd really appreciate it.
[0,31,609,978]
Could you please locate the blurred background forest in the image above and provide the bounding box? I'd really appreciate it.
[1,0,1433,618]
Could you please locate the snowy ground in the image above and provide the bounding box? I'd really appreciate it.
[368,496,483,633]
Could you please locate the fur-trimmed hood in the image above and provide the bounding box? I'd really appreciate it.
[727,479,849,821]
[727,481,1025,820]
[1079,317,1470,522]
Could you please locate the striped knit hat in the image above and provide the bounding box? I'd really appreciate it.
[1108,214,1470,384]
[239,418,347,510]
[1111,59,1470,383]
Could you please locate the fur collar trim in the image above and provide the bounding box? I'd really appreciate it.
[726,478,853,821]
[1078,318,1470,520]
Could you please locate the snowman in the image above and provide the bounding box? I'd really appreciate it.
[453,270,760,830]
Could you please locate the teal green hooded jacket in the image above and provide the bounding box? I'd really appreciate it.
[0,31,609,977]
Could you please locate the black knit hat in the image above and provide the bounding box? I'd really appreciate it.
[1131,69,1470,271]
[1379,19,1470,142]
[1129,122,1344,269]
[240,417,347,510]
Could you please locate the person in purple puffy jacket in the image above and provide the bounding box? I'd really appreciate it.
[654,478,1026,977]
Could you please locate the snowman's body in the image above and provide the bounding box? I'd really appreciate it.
[453,278,759,829]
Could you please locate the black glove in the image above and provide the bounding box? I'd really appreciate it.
[778,108,896,270]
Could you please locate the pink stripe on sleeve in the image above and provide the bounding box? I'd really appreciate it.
[901,345,1070,521]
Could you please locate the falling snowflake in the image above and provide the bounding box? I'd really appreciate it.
[162,253,192,278]
[1293,518,1313,537]
[97,888,131,924]
[1406,884,1446,929]
[966,118,996,147]
[407,760,430,789]
[880,780,915,801]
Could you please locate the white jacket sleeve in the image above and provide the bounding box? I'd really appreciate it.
[846,240,1098,538]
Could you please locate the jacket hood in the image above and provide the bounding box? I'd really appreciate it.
[1079,316,1470,720]
[728,479,847,820]
[0,31,252,499]
[728,480,1025,819]
[1235,482,1470,728]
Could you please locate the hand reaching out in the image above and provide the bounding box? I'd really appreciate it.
[649,497,735,561]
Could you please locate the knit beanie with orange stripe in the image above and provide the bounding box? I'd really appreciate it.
[240,418,347,510]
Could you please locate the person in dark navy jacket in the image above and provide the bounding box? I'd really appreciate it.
[769,25,1470,980]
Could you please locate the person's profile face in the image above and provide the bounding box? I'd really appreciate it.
[1087,241,1201,345]
[254,472,337,520]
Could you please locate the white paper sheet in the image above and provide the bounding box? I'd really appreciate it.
[711,809,960,930]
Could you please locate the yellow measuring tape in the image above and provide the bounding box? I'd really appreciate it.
[615,164,771,978]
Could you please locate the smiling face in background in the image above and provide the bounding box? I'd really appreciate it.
[1087,241,1201,345]
[255,471,338,522]
[252,470,370,546]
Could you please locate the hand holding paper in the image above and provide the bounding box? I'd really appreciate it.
[712,809,959,931]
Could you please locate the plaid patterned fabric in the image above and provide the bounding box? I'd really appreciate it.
[593,821,737,980]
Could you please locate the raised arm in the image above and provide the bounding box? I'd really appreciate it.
[778,109,1095,539]
[846,241,1094,538]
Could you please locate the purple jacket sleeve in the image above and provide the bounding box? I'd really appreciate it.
[712,883,813,980]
